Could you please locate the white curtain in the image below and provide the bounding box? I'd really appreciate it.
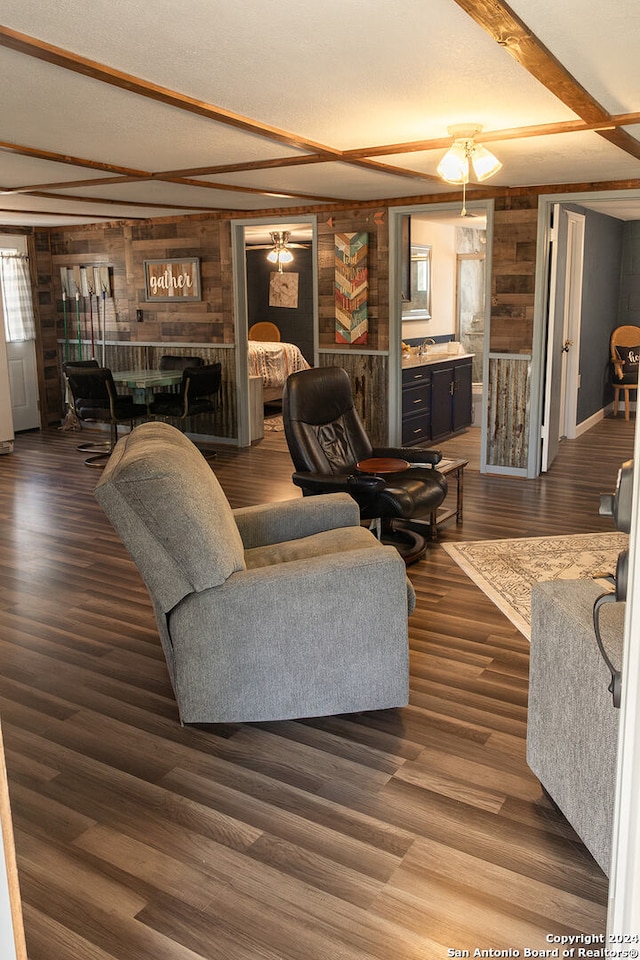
[0,252,36,342]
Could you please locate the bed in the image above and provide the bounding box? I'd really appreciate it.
[248,340,310,402]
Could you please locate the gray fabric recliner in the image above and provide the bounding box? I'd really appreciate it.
[94,420,414,724]
[527,578,624,875]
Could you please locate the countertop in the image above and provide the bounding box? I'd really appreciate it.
[402,351,474,369]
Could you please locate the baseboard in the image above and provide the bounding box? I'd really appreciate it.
[576,400,636,437]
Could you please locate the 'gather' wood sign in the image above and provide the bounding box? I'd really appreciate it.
[144,258,201,301]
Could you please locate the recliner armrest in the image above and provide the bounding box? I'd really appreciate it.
[291,471,359,495]
[373,446,443,466]
[233,492,360,548]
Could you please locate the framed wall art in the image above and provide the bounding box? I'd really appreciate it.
[144,257,201,301]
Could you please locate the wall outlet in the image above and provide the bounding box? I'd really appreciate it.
[136,309,143,322]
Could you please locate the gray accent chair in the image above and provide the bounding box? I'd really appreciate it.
[95,420,414,724]
[527,578,624,875]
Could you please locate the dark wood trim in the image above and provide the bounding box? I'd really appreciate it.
[0,26,342,157]
[0,139,150,177]
[451,0,640,160]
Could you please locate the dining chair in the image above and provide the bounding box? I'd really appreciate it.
[158,355,205,371]
[62,359,110,454]
[64,365,148,466]
[248,321,281,342]
[149,363,222,458]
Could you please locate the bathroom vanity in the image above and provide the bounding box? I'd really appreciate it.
[401,352,474,445]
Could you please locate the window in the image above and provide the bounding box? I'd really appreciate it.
[0,251,36,342]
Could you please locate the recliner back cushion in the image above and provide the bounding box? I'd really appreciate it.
[283,367,373,473]
[95,421,246,612]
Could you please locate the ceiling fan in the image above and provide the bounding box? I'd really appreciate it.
[246,230,310,251]
[247,230,311,272]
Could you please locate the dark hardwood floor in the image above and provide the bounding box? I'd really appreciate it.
[0,415,635,959]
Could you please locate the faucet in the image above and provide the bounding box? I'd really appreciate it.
[419,338,435,356]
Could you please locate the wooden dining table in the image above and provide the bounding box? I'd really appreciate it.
[111,369,183,405]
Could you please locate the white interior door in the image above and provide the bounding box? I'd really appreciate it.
[6,340,40,432]
[559,211,584,440]
[541,207,585,470]
[541,204,562,472]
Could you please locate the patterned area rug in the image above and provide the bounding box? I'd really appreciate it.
[442,531,628,639]
[264,415,284,432]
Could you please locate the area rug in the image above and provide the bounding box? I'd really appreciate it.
[264,414,284,432]
[441,531,628,639]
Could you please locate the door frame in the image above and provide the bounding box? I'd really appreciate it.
[540,203,560,473]
[531,188,640,474]
[388,200,494,470]
[230,215,318,446]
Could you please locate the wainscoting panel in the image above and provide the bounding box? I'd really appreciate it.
[318,351,388,444]
[487,355,531,470]
[62,342,238,439]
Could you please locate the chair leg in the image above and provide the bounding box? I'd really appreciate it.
[625,388,630,421]
[614,387,620,417]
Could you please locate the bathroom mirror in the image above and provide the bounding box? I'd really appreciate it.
[402,244,431,320]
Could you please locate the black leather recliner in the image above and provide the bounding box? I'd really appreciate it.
[282,366,448,562]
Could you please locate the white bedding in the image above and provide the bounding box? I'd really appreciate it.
[248,340,310,392]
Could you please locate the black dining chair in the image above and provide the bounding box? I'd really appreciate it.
[149,363,222,458]
[158,355,205,371]
[62,359,110,454]
[64,365,148,466]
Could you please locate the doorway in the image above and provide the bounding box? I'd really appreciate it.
[390,201,493,470]
[533,190,640,476]
[230,216,318,447]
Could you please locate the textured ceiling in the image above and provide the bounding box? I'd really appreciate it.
[1,0,640,227]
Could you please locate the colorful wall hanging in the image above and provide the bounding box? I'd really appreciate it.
[334,232,368,344]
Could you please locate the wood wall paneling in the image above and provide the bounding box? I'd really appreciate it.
[30,198,537,469]
[319,351,388,444]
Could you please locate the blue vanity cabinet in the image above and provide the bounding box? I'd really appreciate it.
[402,356,473,445]
[401,364,431,446]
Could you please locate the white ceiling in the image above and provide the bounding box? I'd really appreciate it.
[1,0,640,227]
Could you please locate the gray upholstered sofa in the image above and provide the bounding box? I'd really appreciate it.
[95,421,414,724]
[527,578,624,875]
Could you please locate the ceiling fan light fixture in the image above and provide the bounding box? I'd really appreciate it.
[436,140,470,184]
[266,231,294,271]
[470,142,502,181]
[437,125,502,184]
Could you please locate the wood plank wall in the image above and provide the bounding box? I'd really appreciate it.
[487,197,538,469]
[318,351,389,444]
[23,196,541,467]
[30,209,390,440]
[490,198,538,354]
